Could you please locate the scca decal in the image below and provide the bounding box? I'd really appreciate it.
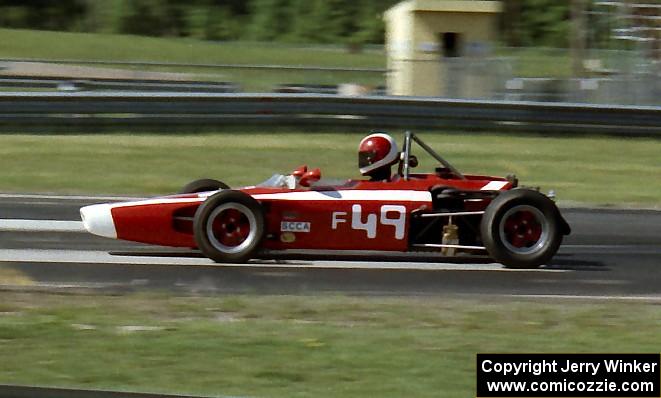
[331,204,406,239]
[280,221,311,233]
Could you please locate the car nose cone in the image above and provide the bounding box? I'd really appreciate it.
[80,203,117,239]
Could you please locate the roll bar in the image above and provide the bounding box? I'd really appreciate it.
[401,131,466,180]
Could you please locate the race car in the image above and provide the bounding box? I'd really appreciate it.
[80,131,570,268]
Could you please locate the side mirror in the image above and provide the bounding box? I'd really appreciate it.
[299,168,321,187]
[292,165,308,178]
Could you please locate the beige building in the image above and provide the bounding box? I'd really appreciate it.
[384,0,502,97]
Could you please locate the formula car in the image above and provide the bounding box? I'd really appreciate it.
[80,131,570,268]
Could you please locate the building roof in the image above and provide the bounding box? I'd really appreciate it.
[385,0,502,16]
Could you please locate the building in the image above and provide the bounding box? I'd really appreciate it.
[384,0,502,97]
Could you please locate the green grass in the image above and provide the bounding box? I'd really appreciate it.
[0,28,385,68]
[0,131,659,207]
[0,28,385,91]
[0,291,659,398]
[497,47,572,78]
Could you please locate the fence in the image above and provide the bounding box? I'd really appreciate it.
[3,48,659,104]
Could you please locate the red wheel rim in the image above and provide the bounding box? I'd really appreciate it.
[211,208,250,247]
[503,210,542,248]
[205,203,257,254]
[498,205,549,254]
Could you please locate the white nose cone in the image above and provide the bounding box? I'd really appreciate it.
[80,204,117,239]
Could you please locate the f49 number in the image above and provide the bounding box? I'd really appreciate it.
[331,204,406,240]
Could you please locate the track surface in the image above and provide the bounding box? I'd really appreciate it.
[1,195,660,297]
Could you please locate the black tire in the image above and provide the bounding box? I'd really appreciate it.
[193,190,264,263]
[480,189,562,268]
[179,178,229,194]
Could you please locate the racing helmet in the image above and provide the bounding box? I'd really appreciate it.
[358,132,399,176]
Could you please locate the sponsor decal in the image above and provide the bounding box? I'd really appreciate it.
[280,232,296,243]
[280,221,311,233]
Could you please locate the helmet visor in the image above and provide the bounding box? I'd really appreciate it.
[358,151,375,169]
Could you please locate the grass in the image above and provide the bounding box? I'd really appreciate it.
[0,29,385,68]
[0,131,659,207]
[0,28,386,91]
[497,47,572,78]
[0,291,659,398]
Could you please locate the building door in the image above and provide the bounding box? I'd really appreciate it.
[441,32,463,97]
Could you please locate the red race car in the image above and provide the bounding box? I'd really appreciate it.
[80,132,570,268]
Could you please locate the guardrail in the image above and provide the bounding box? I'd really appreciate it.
[0,76,239,93]
[275,84,386,96]
[0,76,388,95]
[0,58,387,73]
[0,92,658,135]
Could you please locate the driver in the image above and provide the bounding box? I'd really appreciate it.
[358,132,400,181]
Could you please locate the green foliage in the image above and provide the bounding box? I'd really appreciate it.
[0,0,87,31]
[0,0,573,47]
[286,0,318,42]
[119,0,190,37]
[249,0,291,41]
[516,0,570,47]
[203,6,243,41]
[0,0,413,46]
[247,0,391,44]
[355,0,388,44]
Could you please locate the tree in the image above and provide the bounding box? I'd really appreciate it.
[519,0,570,47]
[354,0,396,44]
[0,0,575,47]
[119,0,163,36]
[287,0,317,42]
[249,0,291,41]
[0,0,87,31]
[324,0,357,42]
[501,0,523,46]
[162,0,190,37]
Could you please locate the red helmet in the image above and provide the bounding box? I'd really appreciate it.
[358,133,399,176]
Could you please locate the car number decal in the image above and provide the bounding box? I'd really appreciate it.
[331,204,406,240]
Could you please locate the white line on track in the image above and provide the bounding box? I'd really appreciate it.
[0,193,144,201]
[560,244,661,254]
[0,249,567,272]
[0,219,84,232]
[563,244,658,249]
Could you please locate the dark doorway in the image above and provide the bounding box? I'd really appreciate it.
[441,32,461,57]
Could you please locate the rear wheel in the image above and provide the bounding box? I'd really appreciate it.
[179,178,229,194]
[480,189,562,268]
[193,190,264,263]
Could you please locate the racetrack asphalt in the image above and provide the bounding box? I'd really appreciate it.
[0,194,660,298]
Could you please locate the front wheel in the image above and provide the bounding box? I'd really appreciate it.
[193,190,264,263]
[480,189,562,268]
